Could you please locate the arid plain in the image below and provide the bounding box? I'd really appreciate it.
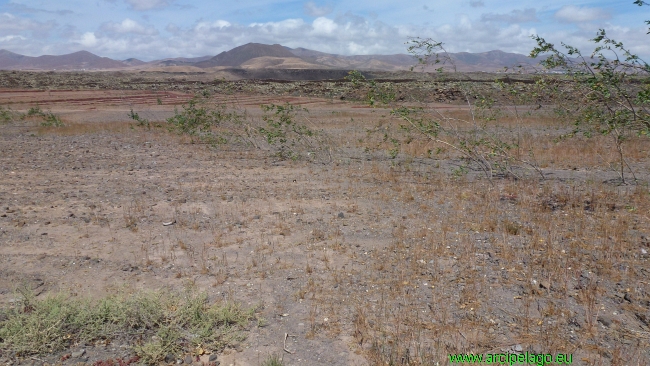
[1,71,649,366]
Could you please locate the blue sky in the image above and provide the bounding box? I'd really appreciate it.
[0,0,648,61]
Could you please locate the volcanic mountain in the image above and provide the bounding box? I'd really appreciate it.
[0,50,128,70]
[194,43,316,68]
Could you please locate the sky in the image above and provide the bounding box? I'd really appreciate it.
[0,0,648,61]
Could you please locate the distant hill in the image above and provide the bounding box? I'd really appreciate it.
[0,50,128,70]
[122,58,146,67]
[0,49,27,69]
[286,47,537,72]
[146,55,213,67]
[0,44,542,74]
[288,47,415,71]
[195,43,310,68]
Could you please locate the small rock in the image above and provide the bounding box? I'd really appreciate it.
[539,280,551,290]
[624,292,632,303]
[184,355,193,364]
[253,215,261,220]
[71,349,85,358]
[512,344,523,353]
[598,316,612,327]
[164,354,175,363]
[208,354,219,362]
[337,212,345,219]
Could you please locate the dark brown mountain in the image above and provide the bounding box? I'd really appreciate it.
[0,50,128,70]
[195,43,300,68]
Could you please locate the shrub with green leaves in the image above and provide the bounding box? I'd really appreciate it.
[166,96,245,146]
[530,0,649,183]
[0,106,15,124]
[128,108,153,129]
[20,106,64,127]
[259,103,329,161]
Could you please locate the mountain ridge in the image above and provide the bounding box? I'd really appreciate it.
[0,44,541,73]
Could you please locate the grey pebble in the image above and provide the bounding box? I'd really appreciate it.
[71,349,85,358]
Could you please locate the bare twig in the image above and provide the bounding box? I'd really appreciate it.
[283,333,296,354]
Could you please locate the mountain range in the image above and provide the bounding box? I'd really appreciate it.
[0,43,540,73]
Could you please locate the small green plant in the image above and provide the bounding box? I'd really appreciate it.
[261,354,284,366]
[452,164,469,178]
[41,112,64,127]
[166,97,241,145]
[0,106,15,124]
[25,106,45,118]
[20,106,64,127]
[259,103,319,161]
[345,70,367,87]
[129,109,151,129]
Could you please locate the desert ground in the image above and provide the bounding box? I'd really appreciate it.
[1,72,649,366]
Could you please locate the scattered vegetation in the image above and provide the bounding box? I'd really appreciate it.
[259,103,324,161]
[0,106,16,124]
[131,92,331,162]
[20,106,64,127]
[261,354,284,366]
[0,289,255,363]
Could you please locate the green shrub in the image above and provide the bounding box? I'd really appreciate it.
[0,106,15,124]
[530,0,649,183]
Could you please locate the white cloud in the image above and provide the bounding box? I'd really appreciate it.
[304,1,332,17]
[2,1,647,62]
[482,8,538,24]
[312,17,338,35]
[5,2,73,16]
[0,34,26,42]
[534,24,650,62]
[100,19,158,35]
[555,5,611,23]
[125,0,174,11]
[79,32,98,47]
[194,20,231,32]
[248,19,308,35]
[0,12,55,32]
